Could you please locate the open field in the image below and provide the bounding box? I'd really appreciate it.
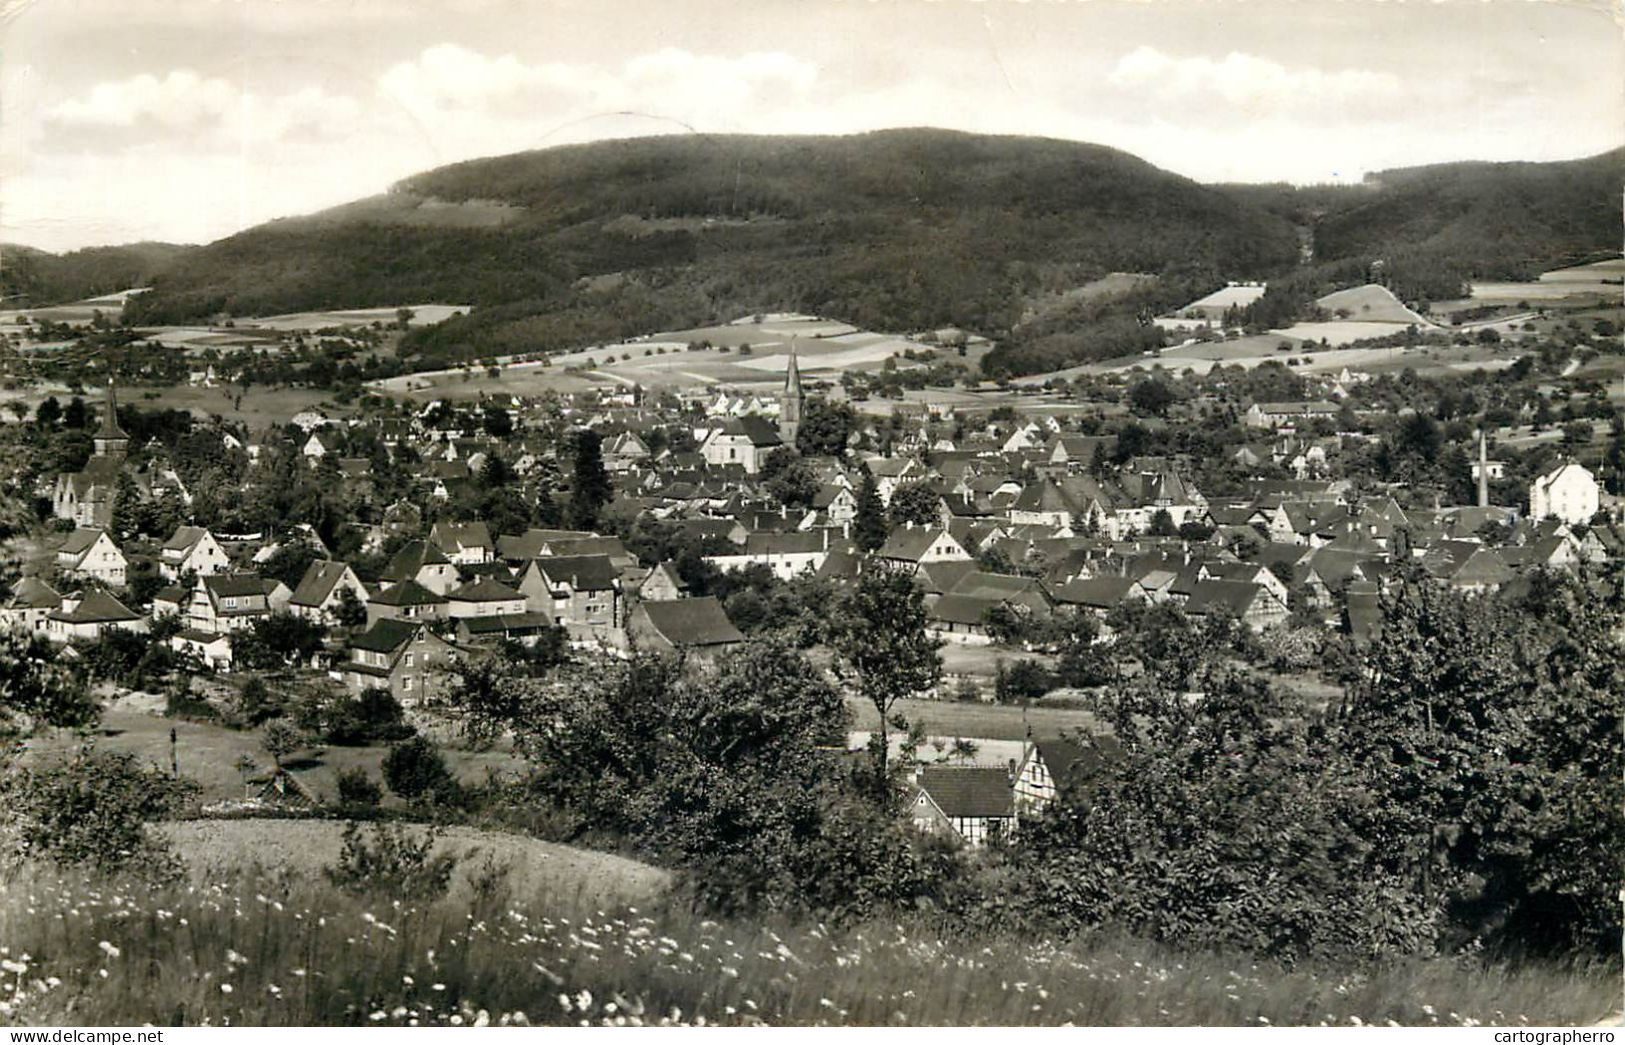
[1314,284,1434,326]
[842,694,1099,743]
[1469,281,1620,303]
[6,862,1615,1026]
[23,703,523,805]
[158,819,670,906]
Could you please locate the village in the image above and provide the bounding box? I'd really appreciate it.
[5,307,1618,847]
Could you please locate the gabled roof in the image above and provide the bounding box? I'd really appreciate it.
[58,527,109,556]
[531,554,619,592]
[714,415,783,448]
[496,528,596,562]
[6,576,61,610]
[448,577,524,603]
[350,617,421,654]
[161,525,211,554]
[916,766,1013,818]
[289,560,356,608]
[429,520,494,551]
[637,596,744,647]
[51,589,140,624]
[203,573,274,599]
[368,578,445,607]
[877,526,956,563]
[1048,575,1136,609]
[928,593,1002,627]
[381,540,453,582]
[1184,579,1269,617]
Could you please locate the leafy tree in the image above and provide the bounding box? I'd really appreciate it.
[852,467,889,552]
[796,397,855,457]
[232,613,326,670]
[261,717,305,769]
[566,428,611,531]
[382,735,455,802]
[826,563,942,795]
[1148,508,1177,536]
[0,629,99,747]
[34,396,61,427]
[762,448,819,508]
[887,481,940,528]
[10,750,197,876]
[333,586,368,628]
[1128,378,1175,417]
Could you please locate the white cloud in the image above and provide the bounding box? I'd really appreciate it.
[43,70,361,149]
[1108,46,1404,118]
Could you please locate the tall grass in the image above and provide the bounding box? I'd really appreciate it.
[0,864,1614,1027]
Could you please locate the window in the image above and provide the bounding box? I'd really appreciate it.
[404,652,414,668]
[225,597,236,609]
[402,676,413,692]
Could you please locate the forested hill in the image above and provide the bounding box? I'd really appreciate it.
[91,131,1625,374]
[0,242,196,306]
[121,129,1301,362]
[1313,148,1625,280]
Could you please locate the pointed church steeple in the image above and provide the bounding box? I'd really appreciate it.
[779,339,804,446]
[94,378,129,458]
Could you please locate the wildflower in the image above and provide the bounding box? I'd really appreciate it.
[1422,1005,1436,1017]
[291,968,307,978]
[220,984,234,994]
[449,1015,464,1026]
[369,1011,387,1022]
[97,941,121,959]
[473,1010,490,1027]
[559,994,572,1012]
[403,975,415,986]
[432,983,447,992]
[575,990,593,1012]
[1349,1015,1364,1027]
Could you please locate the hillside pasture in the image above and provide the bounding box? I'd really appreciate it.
[21,703,523,806]
[158,819,670,907]
[1314,284,1434,326]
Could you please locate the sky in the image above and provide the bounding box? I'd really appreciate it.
[2,0,1622,252]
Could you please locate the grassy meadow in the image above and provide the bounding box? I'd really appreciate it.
[0,853,1614,1027]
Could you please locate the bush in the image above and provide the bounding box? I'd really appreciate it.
[236,677,284,727]
[334,768,382,808]
[994,659,1054,704]
[323,821,457,899]
[9,750,197,876]
[381,736,454,803]
[325,687,415,746]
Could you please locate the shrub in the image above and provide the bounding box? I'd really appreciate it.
[994,659,1054,704]
[9,750,197,876]
[334,768,382,808]
[323,821,457,899]
[237,677,284,727]
[325,687,414,746]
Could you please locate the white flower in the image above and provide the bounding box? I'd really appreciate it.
[97,941,121,959]
[220,984,233,994]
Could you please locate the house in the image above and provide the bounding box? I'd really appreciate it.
[446,577,528,619]
[56,528,127,586]
[876,526,971,571]
[380,540,462,596]
[518,554,623,633]
[1,576,62,635]
[1182,579,1287,632]
[287,560,369,624]
[703,530,841,581]
[158,526,230,582]
[170,629,234,670]
[1012,735,1120,816]
[637,561,688,602]
[1529,462,1599,525]
[188,573,285,634]
[428,521,496,565]
[365,579,449,625]
[699,416,783,475]
[628,596,744,656]
[926,593,1000,645]
[342,618,461,706]
[47,589,145,644]
[909,766,1016,847]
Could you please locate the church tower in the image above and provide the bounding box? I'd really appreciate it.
[779,341,804,446]
[93,378,129,459]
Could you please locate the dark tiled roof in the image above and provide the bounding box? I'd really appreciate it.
[448,577,524,603]
[350,618,420,654]
[532,554,619,592]
[638,596,744,647]
[917,766,1013,818]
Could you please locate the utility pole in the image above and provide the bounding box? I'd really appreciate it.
[170,727,178,777]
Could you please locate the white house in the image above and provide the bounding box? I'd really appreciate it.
[1529,462,1599,525]
[159,526,231,582]
[56,528,127,587]
[698,416,783,474]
